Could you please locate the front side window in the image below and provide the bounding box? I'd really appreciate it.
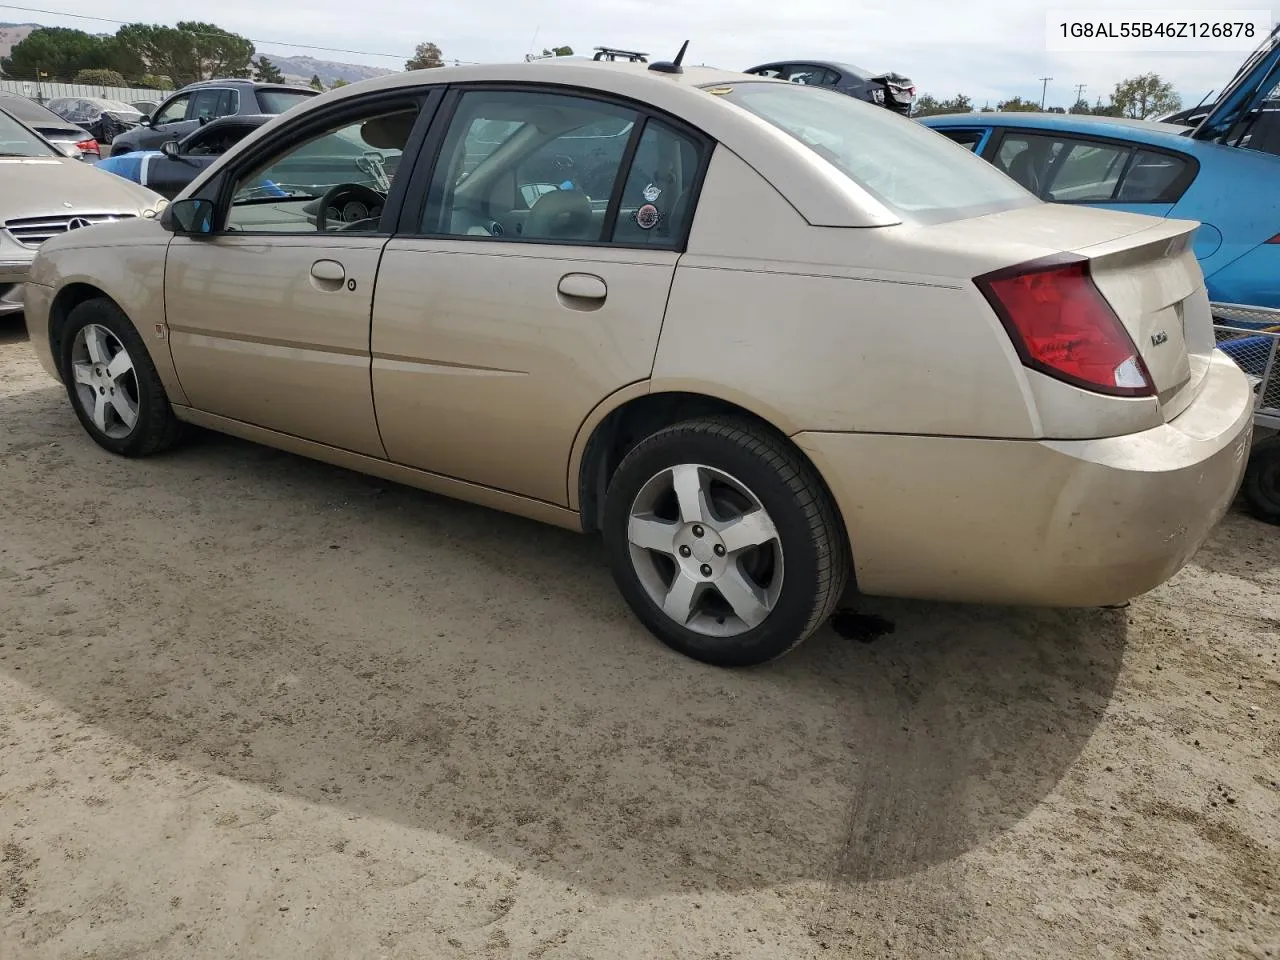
[714,81,1034,224]
[224,105,420,234]
[154,95,190,125]
[0,110,57,157]
[938,128,986,152]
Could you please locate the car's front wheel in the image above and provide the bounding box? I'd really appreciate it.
[59,298,185,457]
[602,417,849,666]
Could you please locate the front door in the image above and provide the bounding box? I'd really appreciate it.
[165,97,429,457]
[372,87,710,505]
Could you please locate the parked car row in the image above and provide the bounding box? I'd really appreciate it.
[13,54,1256,670]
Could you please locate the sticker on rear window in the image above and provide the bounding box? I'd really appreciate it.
[635,204,660,230]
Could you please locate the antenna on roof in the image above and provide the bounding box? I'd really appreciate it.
[648,40,689,75]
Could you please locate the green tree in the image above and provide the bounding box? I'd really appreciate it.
[1,27,105,80]
[253,56,284,83]
[912,94,971,117]
[405,41,444,70]
[1069,98,1091,114]
[136,74,174,90]
[997,96,1041,112]
[74,68,127,86]
[1091,96,1120,116]
[1111,73,1181,119]
[309,73,324,91]
[542,45,573,57]
[116,21,255,88]
[330,78,350,88]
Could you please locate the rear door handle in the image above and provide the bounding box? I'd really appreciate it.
[310,259,346,283]
[558,273,607,300]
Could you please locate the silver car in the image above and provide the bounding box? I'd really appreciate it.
[0,108,166,318]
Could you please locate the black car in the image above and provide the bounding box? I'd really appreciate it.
[108,79,317,157]
[95,114,275,199]
[743,60,917,115]
[46,96,144,146]
[0,91,101,159]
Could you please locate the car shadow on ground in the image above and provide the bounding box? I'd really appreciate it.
[0,379,1128,897]
[0,315,29,345]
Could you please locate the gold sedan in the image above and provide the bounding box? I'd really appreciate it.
[21,58,1253,666]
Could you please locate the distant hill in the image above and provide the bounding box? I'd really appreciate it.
[0,22,39,60]
[263,54,397,88]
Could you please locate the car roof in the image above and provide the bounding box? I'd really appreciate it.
[175,78,316,93]
[0,91,80,125]
[747,59,874,77]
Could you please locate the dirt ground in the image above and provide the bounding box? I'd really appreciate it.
[0,317,1277,960]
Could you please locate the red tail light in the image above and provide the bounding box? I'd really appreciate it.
[75,138,99,155]
[976,256,1155,398]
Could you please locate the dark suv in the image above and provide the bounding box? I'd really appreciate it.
[743,60,917,115]
[108,79,317,156]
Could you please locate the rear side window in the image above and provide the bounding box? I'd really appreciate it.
[715,81,1034,224]
[1116,149,1195,201]
[998,132,1194,203]
[216,89,239,117]
[256,89,316,114]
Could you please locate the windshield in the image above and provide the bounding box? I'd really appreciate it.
[256,89,317,114]
[712,81,1036,224]
[0,110,57,157]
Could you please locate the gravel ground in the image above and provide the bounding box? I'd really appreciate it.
[1,317,1277,959]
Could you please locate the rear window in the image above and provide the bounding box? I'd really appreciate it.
[0,110,57,157]
[255,89,317,115]
[712,81,1036,224]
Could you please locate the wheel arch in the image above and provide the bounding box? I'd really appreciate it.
[570,387,848,544]
[46,278,188,406]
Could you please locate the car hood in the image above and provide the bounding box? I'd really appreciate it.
[0,156,164,220]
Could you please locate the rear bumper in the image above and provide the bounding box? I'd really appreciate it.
[796,350,1254,606]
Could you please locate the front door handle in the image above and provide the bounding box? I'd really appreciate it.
[558,273,606,301]
[310,259,346,284]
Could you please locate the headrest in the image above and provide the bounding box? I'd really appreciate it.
[361,112,416,149]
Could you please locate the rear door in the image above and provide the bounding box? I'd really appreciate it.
[371,86,711,505]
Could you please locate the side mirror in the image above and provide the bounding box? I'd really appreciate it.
[138,114,152,126]
[161,140,180,159]
[162,198,216,236]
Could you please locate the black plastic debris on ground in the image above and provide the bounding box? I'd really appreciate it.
[829,608,896,644]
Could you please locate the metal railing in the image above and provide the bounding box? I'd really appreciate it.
[1212,301,1280,429]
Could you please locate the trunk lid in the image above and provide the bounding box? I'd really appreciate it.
[1071,217,1211,420]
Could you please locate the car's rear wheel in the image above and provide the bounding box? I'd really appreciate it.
[59,298,184,457]
[1241,437,1280,525]
[602,417,849,666]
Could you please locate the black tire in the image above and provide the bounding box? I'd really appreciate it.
[59,297,185,457]
[602,417,850,667]
[1241,438,1280,525]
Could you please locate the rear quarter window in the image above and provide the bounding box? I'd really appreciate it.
[256,89,317,114]
[715,82,1035,225]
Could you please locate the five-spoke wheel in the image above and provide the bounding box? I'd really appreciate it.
[604,417,849,666]
[60,298,185,457]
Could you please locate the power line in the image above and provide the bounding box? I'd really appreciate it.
[0,3,480,62]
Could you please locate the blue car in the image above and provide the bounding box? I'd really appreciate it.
[918,112,1280,308]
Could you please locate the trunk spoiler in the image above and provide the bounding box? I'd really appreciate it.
[1191,23,1280,144]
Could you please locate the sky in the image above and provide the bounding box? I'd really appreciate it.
[0,0,1267,109]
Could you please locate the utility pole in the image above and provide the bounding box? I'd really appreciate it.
[1039,76,1053,109]
[1074,82,1087,108]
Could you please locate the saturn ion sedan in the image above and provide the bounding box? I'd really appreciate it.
[22,58,1254,666]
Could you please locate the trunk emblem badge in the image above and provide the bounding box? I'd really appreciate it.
[1150,330,1169,346]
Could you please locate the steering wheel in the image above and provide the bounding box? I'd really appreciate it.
[315,182,387,232]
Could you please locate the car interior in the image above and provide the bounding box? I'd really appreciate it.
[425,98,699,245]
